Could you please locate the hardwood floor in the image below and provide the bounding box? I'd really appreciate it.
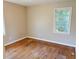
[5,38,75,59]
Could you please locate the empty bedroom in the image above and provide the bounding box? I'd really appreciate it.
[3,0,76,59]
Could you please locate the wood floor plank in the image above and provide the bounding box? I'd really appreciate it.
[5,38,75,59]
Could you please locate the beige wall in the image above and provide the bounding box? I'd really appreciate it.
[4,1,76,47]
[4,2,27,44]
[26,1,76,47]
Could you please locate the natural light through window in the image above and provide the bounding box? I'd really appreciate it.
[54,7,72,34]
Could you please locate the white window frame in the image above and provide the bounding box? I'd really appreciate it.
[53,7,72,34]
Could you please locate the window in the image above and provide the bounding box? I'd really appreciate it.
[54,7,72,34]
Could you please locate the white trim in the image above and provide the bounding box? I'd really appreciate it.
[4,36,76,47]
[4,36,27,46]
[27,36,75,47]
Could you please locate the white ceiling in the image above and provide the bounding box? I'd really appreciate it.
[4,0,74,6]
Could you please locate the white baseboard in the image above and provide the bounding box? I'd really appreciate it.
[4,36,76,47]
[4,36,27,46]
[27,36,76,47]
